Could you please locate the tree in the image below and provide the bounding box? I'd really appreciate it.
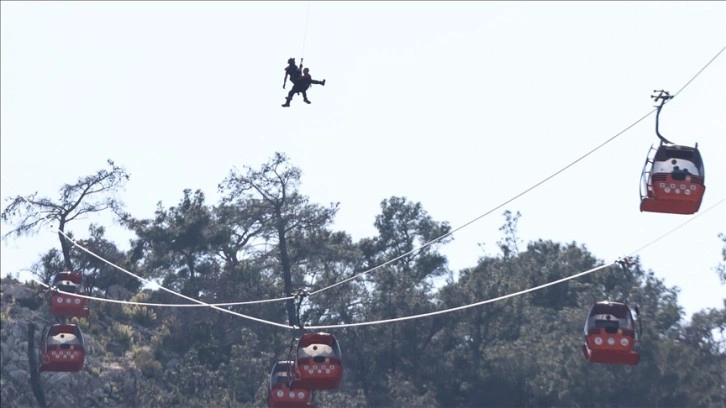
[497,209,522,258]
[2,159,129,271]
[717,233,726,284]
[29,248,66,285]
[1,160,129,408]
[124,189,219,296]
[352,196,452,406]
[218,152,339,326]
[72,224,141,294]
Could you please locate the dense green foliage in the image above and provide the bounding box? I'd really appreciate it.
[3,154,725,407]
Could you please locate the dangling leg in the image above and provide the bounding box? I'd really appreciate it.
[282,89,295,107]
[303,90,311,104]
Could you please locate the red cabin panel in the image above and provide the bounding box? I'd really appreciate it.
[640,174,705,215]
[268,361,315,408]
[293,333,342,390]
[40,324,85,372]
[50,293,89,318]
[267,385,315,408]
[640,142,706,215]
[49,272,89,318]
[582,330,640,365]
[582,302,640,366]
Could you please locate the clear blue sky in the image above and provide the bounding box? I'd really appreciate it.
[2,1,724,320]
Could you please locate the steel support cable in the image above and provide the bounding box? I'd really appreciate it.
[28,262,608,324]
[305,45,726,298]
[672,46,725,98]
[306,198,725,329]
[5,195,292,327]
[626,199,725,256]
[2,101,650,308]
[653,45,725,145]
[57,229,292,327]
[15,198,723,330]
[308,108,654,296]
[3,46,723,312]
[3,194,293,302]
[30,278,284,307]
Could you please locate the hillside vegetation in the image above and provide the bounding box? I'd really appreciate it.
[2,155,724,407]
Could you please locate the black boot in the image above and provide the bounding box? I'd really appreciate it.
[304,98,311,104]
[282,98,291,107]
[321,79,326,86]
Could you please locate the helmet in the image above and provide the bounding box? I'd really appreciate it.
[303,68,309,73]
[287,58,295,64]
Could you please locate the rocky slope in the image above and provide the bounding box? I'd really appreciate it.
[1,278,147,408]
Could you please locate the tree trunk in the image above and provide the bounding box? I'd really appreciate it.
[57,219,73,271]
[27,323,47,408]
[277,216,297,327]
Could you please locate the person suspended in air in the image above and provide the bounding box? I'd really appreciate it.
[282,58,302,89]
[301,67,325,88]
[282,67,326,107]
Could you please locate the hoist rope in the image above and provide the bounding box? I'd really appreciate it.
[300,1,312,60]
